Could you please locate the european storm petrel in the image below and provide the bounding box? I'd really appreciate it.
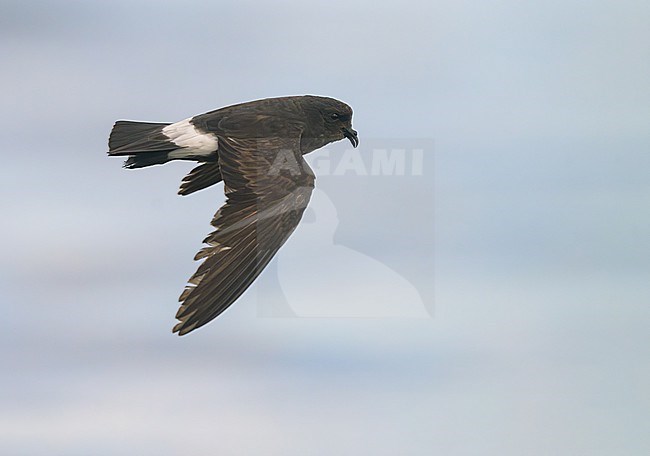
[108,96,358,335]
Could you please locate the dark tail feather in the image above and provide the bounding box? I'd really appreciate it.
[123,151,172,169]
[108,121,171,152]
[108,120,176,168]
[178,162,223,195]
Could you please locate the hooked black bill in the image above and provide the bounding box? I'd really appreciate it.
[343,127,359,147]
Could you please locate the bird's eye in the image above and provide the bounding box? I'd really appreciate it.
[330,113,340,120]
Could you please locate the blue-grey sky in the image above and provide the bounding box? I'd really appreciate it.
[1,0,649,454]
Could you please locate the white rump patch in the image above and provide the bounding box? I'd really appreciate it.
[163,118,218,158]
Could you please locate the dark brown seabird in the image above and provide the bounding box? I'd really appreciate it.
[108,95,358,335]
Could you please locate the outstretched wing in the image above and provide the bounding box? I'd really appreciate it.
[173,132,314,335]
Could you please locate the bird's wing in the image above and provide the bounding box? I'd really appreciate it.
[173,131,315,335]
[178,161,223,196]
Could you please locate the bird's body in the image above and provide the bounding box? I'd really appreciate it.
[108,95,358,335]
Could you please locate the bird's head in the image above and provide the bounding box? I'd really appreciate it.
[301,96,359,150]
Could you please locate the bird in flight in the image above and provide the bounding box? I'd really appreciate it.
[108,95,358,335]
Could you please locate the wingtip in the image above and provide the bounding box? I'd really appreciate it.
[173,320,199,336]
[172,321,186,335]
